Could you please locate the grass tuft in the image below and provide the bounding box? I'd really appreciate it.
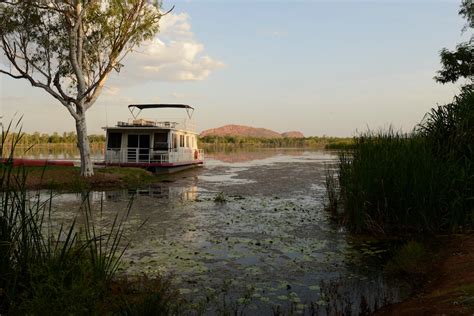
[385,241,430,277]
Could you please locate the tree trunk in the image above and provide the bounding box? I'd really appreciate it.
[75,112,94,177]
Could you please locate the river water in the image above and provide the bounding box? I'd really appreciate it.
[29,148,408,315]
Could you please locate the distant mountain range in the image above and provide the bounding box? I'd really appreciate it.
[200,124,305,138]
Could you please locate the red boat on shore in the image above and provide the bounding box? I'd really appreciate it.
[0,158,75,167]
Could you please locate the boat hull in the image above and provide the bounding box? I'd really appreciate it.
[94,160,204,174]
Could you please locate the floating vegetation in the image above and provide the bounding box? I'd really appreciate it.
[214,191,228,203]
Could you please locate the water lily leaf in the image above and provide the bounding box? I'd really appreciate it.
[309,285,320,291]
[179,288,192,294]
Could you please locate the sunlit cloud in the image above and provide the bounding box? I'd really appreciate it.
[116,12,224,83]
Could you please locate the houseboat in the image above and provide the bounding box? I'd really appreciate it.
[97,104,204,173]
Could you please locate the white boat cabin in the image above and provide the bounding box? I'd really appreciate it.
[102,104,204,169]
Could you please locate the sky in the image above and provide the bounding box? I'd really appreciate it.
[0,0,469,137]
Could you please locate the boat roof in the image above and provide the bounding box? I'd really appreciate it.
[128,104,194,119]
[104,126,199,135]
[128,104,194,110]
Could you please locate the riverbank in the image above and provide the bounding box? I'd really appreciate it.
[7,166,163,191]
[375,234,474,315]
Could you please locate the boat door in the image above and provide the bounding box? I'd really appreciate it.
[127,134,150,163]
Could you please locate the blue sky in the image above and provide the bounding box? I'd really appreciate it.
[0,0,468,136]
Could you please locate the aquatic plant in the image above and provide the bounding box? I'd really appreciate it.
[0,152,123,312]
[214,191,228,203]
[385,241,430,278]
[324,140,355,150]
[324,167,339,216]
[332,89,473,234]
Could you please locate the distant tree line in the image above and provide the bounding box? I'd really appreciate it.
[4,132,105,145]
[198,135,353,148]
[5,132,353,148]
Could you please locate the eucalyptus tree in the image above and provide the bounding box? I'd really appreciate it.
[435,0,473,86]
[0,0,171,176]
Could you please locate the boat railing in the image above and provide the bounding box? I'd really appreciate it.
[116,118,196,131]
[105,148,204,164]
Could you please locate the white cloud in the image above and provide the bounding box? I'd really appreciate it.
[117,12,224,82]
[159,12,193,39]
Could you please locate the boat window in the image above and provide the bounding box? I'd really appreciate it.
[186,136,190,148]
[139,135,150,149]
[107,132,122,149]
[154,132,168,150]
[128,135,139,148]
[173,134,178,149]
[179,135,185,148]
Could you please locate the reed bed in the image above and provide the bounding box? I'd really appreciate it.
[330,87,474,234]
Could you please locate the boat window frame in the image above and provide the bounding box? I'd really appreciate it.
[153,131,169,151]
[107,132,122,150]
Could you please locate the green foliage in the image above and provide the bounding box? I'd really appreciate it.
[110,276,184,316]
[436,44,473,84]
[324,139,355,150]
[385,241,429,277]
[13,247,108,315]
[214,191,228,203]
[435,1,473,84]
[336,131,449,233]
[199,135,352,149]
[460,0,474,28]
[3,131,105,145]
[417,86,474,160]
[334,89,473,234]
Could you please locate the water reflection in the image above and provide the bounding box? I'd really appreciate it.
[12,144,103,160]
[105,184,199,201]
[29,148,408,315]
[205,147,305,163]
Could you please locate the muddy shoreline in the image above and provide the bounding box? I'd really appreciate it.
[374,234,474,315]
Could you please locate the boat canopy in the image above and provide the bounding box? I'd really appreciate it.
[128,104,194,119]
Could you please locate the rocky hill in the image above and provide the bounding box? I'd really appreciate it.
[200,125,304,138]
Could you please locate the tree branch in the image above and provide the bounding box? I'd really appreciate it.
[0,68,24,79]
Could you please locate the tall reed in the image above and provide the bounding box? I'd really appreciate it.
[0,121,132,314]
[332,87,473,234]
[337,132,450,233]
[328,86,474,233]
